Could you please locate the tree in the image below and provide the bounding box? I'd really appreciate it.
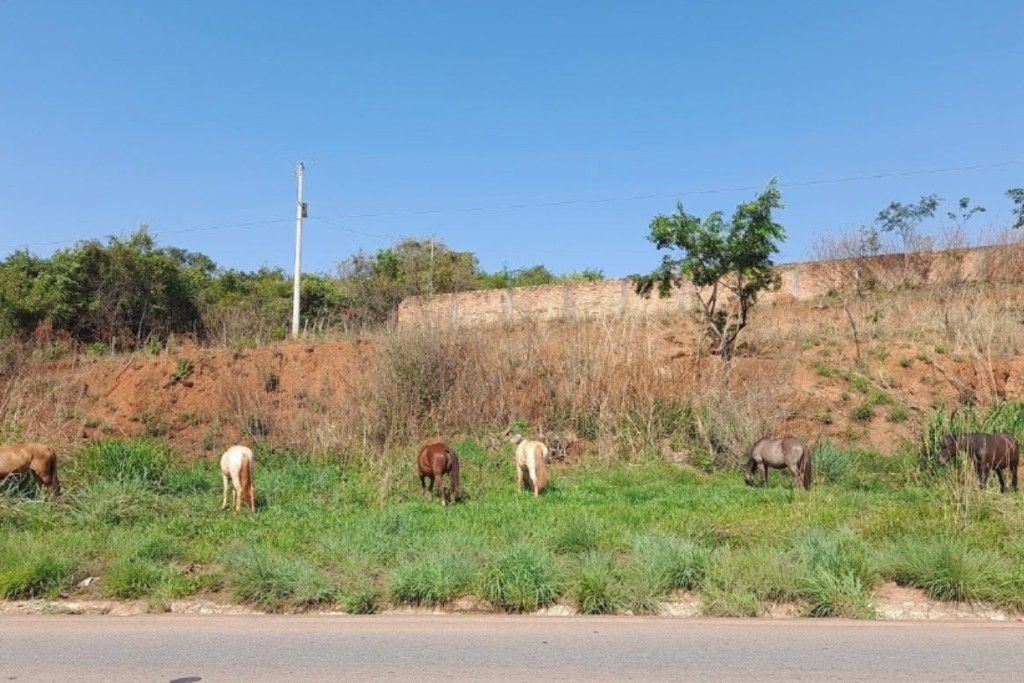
[336,237,479,325]
[874,195,941,251]
[946,196,986,231]
[633,181,785,361]
[1008,188,1024,229]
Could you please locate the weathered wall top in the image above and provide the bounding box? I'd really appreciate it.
[396,246,1018,328]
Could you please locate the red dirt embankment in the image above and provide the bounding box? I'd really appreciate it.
[3,284,1023,458]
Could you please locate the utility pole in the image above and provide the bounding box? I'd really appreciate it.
[291,162,306,339]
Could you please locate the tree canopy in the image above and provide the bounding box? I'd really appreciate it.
[633,181,785,360]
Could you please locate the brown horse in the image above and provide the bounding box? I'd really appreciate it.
[937,433,1019,493]
[0,443,62,495]
[745,437,812,490]
[417,442,461,505]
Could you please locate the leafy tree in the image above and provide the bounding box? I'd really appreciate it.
[1008,188,1024,229]
[945,196,985,231]
[335,238,479,325]
[633,181,785,361]
[0,250,49,336]
[874,195,941,251]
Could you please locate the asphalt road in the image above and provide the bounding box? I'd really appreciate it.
[2,615,1022,682]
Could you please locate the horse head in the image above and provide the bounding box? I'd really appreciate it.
[936,434,958,465]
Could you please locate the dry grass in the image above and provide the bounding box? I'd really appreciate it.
[1,241,1023,461]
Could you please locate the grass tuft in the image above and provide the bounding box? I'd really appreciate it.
[483,546,561,613]
[391,554,475,606]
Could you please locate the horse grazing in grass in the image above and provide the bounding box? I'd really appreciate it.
[745,437,812,490]
[514,439,550,496]
[0,443,61,495]
[417,442,460,506]
[937,433,1019,493]
[220,445,256,512]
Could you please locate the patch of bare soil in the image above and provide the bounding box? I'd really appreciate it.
[874,582,1019,622]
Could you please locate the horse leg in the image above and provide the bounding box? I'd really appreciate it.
[1013,462,1019,492]
[976,461,989,490]
[516,465,524,493]
[760,463,769,487]
[789,462,801,489]
[438,475,448,506]
[221,474,230,510]
[995,467,1007,494]
[231,473,243,512]
[529,463,539,497]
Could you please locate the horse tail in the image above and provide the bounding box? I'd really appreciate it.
[239,454,253,507]
[48,449,62,495]
[801,448,813,490]
[535,447,549,492]
[447,449,461,500]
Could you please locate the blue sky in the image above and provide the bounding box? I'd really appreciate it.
[1,1,1021,277]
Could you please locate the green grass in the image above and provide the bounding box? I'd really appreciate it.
[3,437,1024,615]
[391,553,475,606]
[483,546,561,612]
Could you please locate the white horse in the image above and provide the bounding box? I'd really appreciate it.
[514,439,550,497]
[220,445,256,512]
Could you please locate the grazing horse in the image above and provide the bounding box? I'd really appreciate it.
[417,442,460,506]
[220,445,256,512]
[0,443,61,495]
[514,439,550,496]
[937,433,1019,493]
[745,437,813,490]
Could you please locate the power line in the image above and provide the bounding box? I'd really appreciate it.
[0,218,292,252]
[309,215,394,240]
[2,158,1019,254]
[317,159,1023,221]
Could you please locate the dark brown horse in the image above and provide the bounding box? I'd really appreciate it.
[745,437,813,490]
[937,433,1019,493]
[417,442,460,505]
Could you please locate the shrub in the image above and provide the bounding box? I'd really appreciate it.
[811,408,834,425]
[801,570,875,618]
[881,537,1007,602]
[227,549,331,611]
[701,547,797,617]
[887,405,910,423]
[340,585,381,614]
[793,529,876,618]
[103,559,169,599]
[170,358,194,384]
[631,534,709,594]
[483,547,561,612]
[0,556,76,599]
[391,554,475,605]
[571,552,622,614]
[850,402,875,422]
[71,440,172,487]
[552,517,606,554]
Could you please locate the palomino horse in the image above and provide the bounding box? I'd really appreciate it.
[514,439,550,496]
[0,443,61,495]
[417,442,460,506]
[937,433,1019,493]
[220,445,256,512]
[745,437,813,490]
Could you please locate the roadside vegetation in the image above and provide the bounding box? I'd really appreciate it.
[0,227,603,349]
[3,406,1024,616]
